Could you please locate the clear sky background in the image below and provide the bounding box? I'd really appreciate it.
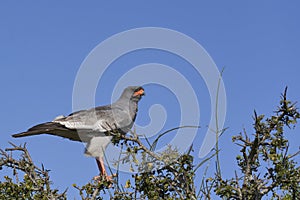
[1,1,300,199]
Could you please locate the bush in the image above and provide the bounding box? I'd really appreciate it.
[1,88,299,199]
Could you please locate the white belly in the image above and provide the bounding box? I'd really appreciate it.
[84,136,113,158]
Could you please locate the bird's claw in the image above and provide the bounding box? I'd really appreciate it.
[93,173,117,183]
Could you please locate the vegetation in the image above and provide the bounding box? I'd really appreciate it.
[1,88,299,199]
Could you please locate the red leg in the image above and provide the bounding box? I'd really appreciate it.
[95,157,107,176]
[94,157,114,182]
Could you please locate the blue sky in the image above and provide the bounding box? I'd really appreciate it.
[1,1,300,198]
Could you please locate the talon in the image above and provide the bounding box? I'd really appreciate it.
[93,174,115,182]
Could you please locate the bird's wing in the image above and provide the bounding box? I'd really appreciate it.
[53,105,132,133]
[13,103,134,142]
[96,104,135,133]
[12,122,82,141]
[11,107,110,141]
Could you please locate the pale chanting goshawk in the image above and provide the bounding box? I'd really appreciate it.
[13,86,145,179]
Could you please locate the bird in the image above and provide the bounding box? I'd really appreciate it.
[12,86,145,180]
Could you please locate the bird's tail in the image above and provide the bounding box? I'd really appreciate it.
[12,122,65,138]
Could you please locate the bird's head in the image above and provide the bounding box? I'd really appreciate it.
[120,86,145,102]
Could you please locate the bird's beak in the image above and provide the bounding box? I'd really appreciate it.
[133,88,145,97]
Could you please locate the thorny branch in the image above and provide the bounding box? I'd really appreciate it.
[214,88,300,199]
[0,143,67,199]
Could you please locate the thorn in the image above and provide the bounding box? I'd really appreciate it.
[284,86,288,99]
[254,110,258,119]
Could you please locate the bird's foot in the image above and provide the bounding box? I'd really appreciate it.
[93,173,117,186]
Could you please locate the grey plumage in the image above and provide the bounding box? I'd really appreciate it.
[12,86,145,158]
